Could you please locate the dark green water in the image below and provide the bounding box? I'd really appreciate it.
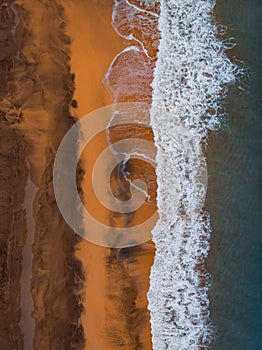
[207,0,262,349]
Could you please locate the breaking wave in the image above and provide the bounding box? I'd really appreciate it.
[105,0,242,348]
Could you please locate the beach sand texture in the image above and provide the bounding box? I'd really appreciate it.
[0,0,157,349]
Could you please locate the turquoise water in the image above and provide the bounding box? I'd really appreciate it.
[207,0,262,349]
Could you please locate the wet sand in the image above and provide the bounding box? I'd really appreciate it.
[19,163,37,350]
[63,0,156,348]
[0,0,156,349]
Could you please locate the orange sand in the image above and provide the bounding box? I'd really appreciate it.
[63,0,155,348]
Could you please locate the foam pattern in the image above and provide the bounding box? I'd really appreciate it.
[148,0,240,349]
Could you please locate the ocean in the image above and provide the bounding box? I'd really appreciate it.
[207,0,262,349]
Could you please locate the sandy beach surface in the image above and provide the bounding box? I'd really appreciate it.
[63,0,156,348]
[0,0,156,349]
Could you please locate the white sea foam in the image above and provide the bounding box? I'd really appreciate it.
[148,0,241,349]
[107,0,241,348]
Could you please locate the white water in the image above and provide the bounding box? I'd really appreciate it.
[148,0,240,349]
[107,0,241,348]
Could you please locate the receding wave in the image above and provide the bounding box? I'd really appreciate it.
[105,0,241,349]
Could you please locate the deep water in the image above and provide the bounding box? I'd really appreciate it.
[207,0,262,349]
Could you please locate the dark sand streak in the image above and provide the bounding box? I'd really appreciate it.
[19,163,37,350]
[1,0,85,349]
[0,1,27,348]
